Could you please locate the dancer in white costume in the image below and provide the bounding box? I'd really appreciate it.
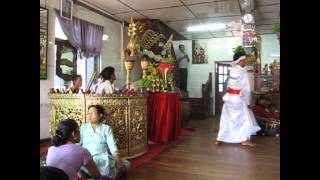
[215,51,260,147]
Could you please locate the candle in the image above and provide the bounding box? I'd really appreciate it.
[164,68,168,84]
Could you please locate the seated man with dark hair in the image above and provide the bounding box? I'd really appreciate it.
[67,74,83,93]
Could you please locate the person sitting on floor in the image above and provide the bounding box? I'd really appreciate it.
[80,105,130,179]
[40,166,69,180]
[268,103,280,122]
[46,119,109,180]
[254,97,280,137]
[266,103,280,137]
[253,96,273,119]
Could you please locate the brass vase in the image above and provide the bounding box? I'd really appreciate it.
[140,57,149,79]
[125,59,135,90]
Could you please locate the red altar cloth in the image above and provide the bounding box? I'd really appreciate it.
[147,92,181,143]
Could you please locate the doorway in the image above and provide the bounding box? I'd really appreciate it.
[215,61,232,115]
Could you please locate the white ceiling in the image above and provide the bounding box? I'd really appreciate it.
[78,0,280,39]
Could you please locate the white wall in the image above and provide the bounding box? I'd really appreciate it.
[173,35,280,115]
[173,37,242,115]
[260,34,280,66]
[40,0,129,139]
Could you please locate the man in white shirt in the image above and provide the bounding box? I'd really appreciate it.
[96,66,116,95]
[177,44,189,92]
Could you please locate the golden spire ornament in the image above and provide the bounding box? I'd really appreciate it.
[127,17,137,56]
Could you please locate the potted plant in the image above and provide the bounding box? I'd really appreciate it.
[233,45,246,54]
[273,19,280,42]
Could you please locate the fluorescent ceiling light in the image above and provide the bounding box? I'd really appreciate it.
[102,34,109,41]
[187,23,226,32]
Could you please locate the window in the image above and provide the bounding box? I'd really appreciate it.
[54,16,100,91]
[216,62,231,92]
[86,56,100,87]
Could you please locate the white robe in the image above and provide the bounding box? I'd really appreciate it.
[96,80,114,95]
[217,65,260,143]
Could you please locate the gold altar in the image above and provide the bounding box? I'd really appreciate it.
[49,93,148,159]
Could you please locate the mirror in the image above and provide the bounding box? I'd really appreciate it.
[40,7,48,80]
[56,39,77,81]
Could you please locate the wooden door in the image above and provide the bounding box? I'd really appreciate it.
[215,61,232,115]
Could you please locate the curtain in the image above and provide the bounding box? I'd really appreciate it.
[55,10,82,51]
[81,20,104,58]
[55,9,104,59]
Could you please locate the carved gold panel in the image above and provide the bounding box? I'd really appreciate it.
[49,93,148,159]
[49,94,86,136]
[128,97,148,157]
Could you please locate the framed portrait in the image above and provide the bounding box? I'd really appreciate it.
[40,7,48,80]
[243,31,254,47]
[60,0,73,21]
[192,40,208,64]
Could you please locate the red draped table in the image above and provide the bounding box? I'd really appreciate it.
[147,92,181,143]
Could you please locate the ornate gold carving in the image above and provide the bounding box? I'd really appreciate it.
[49,94,85,136]
[49,93,148,159]
[128,97,148,156]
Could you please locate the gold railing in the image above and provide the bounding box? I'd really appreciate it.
[49,93,148,159]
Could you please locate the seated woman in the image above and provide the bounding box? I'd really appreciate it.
[253,95,273,118]
[80,105,130,178]
[96,67,117,95]
[268,103,280,122]
[253,96,279,137]
[67,74,83,93]
[46,119,108,180]
[266,103,280,137]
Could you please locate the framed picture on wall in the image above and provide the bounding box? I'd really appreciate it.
[60,0,73,20]
[40,7,48,80]
[243,31,254,47]
[192,40,208,64]
[55,39,77,82]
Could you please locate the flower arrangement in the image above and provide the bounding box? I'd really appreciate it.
[140,64,163,91]
[164,54,175,65]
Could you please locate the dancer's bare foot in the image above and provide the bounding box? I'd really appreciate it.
[241,141,256,147]
[215,141,223,145]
